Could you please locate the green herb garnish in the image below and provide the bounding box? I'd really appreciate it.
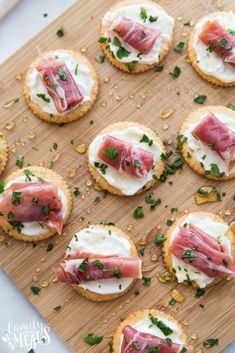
[16,155,24,168]
[194,95,207,104]
[36,93,50,103]
[174,41,185,53]
[133,206,144,219]
[84,333,103,345]
[140,134,153,146]
[31,286,41,295]
[170,66,181,78]
[103,148,118,160]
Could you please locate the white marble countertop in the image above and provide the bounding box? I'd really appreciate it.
[0,0,77,64]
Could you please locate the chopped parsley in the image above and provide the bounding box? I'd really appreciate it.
[219,37,227,48]
[46,243,54,252]
[149,15,158,22]
[100,219,115,225]
[42,205,50,216]
[94,161,108,174]
[228,28,235,35]
[98,37,107,43]
[54,305,62,312]
[149,315,173,336]
[116,47,130,59]
[32,197,38,205]
[170,66,181,78]
[36,93,50,103]
[206,43,214,53]
[0,181,6,194]
[75,64,79,75]
[95,55,106,63]
[57,68,67,81]
[8,221,24,232]
[154,64,164,72]
[103,148,118,160]
[56,27,64,37]
[140,7,148,22]
[134,160,141,168]
[139,247,145,256]
[84,333,103,345]
[208,163,225,178]
[176,134,187,151]
[31,286,41,295]
[194,95,207,104]
[133,206,144,219]
[125,61,138,72]
[52,142,58,150]
[142,276,151,286]
[140,134,153,146]
[182,248,197,263]
[113,266,121,278]
[11,191,22,205]
[73,187,81,197]
[78,258,89,272]
[166,219,173,226]
[16,155,24,168]
[154,233,167,245]
[174,41,185,53]
[7,211,15,220]
[145,195,161,210]
[133,341,140,350]
[203,338,219,348]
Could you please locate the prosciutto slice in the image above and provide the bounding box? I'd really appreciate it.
[170,224,235,278]
[98,135,154,178]
[0,182,63,234]
[56,254,142,283]
[37,57,83,113]
[121,325,193,353]
[112,17,160,54]
[192,113,235,169]
[199,22,235,67]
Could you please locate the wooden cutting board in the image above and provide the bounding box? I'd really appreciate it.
[0,0,234,352]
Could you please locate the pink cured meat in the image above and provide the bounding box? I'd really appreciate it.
[56,256,142,283]
[0,182,63,234]
[192,113,235,169]
[121,325,193,353]
[113,17,161,54]
[98,135,154,178]
[199,22,235,67]
[37,57,83,113]
[170,223,235,278]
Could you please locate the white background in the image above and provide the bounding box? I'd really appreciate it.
[0,0,77,63]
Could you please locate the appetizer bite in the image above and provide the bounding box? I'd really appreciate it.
[112,310,193,353]
[56,224,142,301]
[0,166,72,241]
[163,212,235,289]
[180,106,235,180]
[24,49,99,123]
[188,11,235,86]
[88,122,166,196]
[0,132,8,176]
[100,0,175,73]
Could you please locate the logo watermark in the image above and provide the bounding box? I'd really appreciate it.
[2,317,51,350]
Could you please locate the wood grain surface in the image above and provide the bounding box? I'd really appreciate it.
[0,0,234,352]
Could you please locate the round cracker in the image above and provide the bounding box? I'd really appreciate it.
[23,49,99,124]
[0,166,72,242]
[87,121,166,196]
[188,11,235,87]
[0,132,8,176]
[180,106,235,180]
[163,211,235,288]
[69,224,139,301]
[113,309,189,352]
[100,0,174,73]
